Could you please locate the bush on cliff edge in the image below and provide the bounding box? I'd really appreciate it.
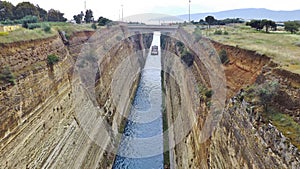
[0,67,15,85]
[47,54,59,66]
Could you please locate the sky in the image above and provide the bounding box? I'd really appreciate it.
[9,0,300,21]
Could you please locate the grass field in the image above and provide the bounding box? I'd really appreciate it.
[0,27,56,43]
[0,22,95,44]
[48,22,94,37]
[199,24,300,74]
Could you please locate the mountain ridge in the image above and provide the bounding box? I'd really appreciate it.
[179,8,300,21]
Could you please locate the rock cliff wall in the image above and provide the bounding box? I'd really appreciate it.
[0,29,150,168]
[161,35,300,168]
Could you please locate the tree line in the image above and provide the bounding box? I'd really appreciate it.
[246,19,277,32]
[0,1,66,22]
[246,19,300,34]
[191,16,244,27]
[73,9,112,26]
[0,1,113,27]
[194,15,300,34]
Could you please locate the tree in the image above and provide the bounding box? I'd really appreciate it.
[97,16,112,26]
[255,81,279,111]
[36,5,47,21]
[262,19,276,33]
[284,21,300,34]
[73,11,84,24]
[205,16,215,29]
[198,19,206,25]
[247,19,276,32]
[47,9,67,22]
[247,20,264,31]
[13,2,38,19]
[221,18,244,24]
[270,21,277,31]
[84,9,93,23]
[0,1,15,21]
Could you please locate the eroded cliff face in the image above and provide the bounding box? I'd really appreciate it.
[213,41,300,124]
[210,100,300,169]
[0,29,151,168]
[0,34,76,168]
[161,35,300,168]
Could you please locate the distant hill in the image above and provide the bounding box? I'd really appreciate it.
[179,8,300,22]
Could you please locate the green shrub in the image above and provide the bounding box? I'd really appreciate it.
[0,20,14,25]
[175,41,185,54]
[206,101,212,108]
[1,15,38,26]
[42,24,51,32]
[193,26,202,42]
[0,67,15,85]
[219,49,229,64]
[255,80,279,111]
[181,51,194,67]
[22,22,28,29]
[223,31,229,35]
[214,30,223,35]
[27,23,41,30]
[47,54,59,66]
[205,90,214,98]
[91,23,97,29]
[21,15,38,28]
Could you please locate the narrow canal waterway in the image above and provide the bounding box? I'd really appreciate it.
[113,32,164,169]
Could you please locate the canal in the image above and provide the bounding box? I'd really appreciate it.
[112,32,164,169]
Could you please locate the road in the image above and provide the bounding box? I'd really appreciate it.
[127,25,178,34]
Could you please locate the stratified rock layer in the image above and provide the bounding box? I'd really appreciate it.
[0,29,151,168]
[161,35,299,169]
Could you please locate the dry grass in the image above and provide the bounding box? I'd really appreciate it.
[49,22,94,37]
[0,27,56,43]
[0,22,95,44]
[203,24,300,74]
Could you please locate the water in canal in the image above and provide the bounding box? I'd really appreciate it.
[113,32,164,169]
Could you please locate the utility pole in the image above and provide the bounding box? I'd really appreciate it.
[121,4,124,22]
[189,0,191,22]
[84,0,87,11]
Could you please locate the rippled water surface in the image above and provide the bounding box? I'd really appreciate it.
[113,32,164,169]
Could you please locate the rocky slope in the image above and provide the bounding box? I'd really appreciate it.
[0,27,151,168]
[161,34,300,168]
